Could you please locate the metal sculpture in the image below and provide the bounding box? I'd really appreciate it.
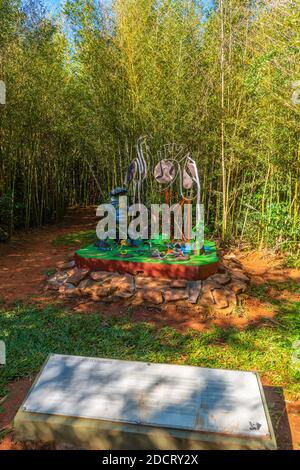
[97,137,203,259]
[153,146,202,254]
[124,136,149,205]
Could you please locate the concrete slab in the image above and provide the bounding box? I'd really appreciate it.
[14,354,277,449]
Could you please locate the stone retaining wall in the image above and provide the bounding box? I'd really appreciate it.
[46,254,250,315]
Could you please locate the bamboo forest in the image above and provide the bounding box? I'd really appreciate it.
[0,0,299,253]
[0,0,300,454]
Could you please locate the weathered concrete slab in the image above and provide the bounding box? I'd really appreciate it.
[14,354,277,449]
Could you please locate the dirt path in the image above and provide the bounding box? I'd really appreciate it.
[0,207,299,450]
[0,207,98,303]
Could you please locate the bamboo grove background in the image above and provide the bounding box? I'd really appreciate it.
[0,0,299,255]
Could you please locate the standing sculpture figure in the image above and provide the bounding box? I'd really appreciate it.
[124,136,149,205]
[0,81,6,105]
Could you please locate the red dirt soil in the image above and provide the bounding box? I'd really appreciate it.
[0,207,98,304]
[0,377,298,450]
[0,207,299,450]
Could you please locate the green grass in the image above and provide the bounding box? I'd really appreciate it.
[52,230,97,247]
[270,280,300,294]
[1,298,300,402]
[282,254,300,269]
[249,280,300,299]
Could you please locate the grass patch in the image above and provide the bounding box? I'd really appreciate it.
[42,267,56,277]
[269,280,300,294]
[1,299,300,401]
[52,230,96,247]
[248,284,269,299]
[282,254,300,269]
